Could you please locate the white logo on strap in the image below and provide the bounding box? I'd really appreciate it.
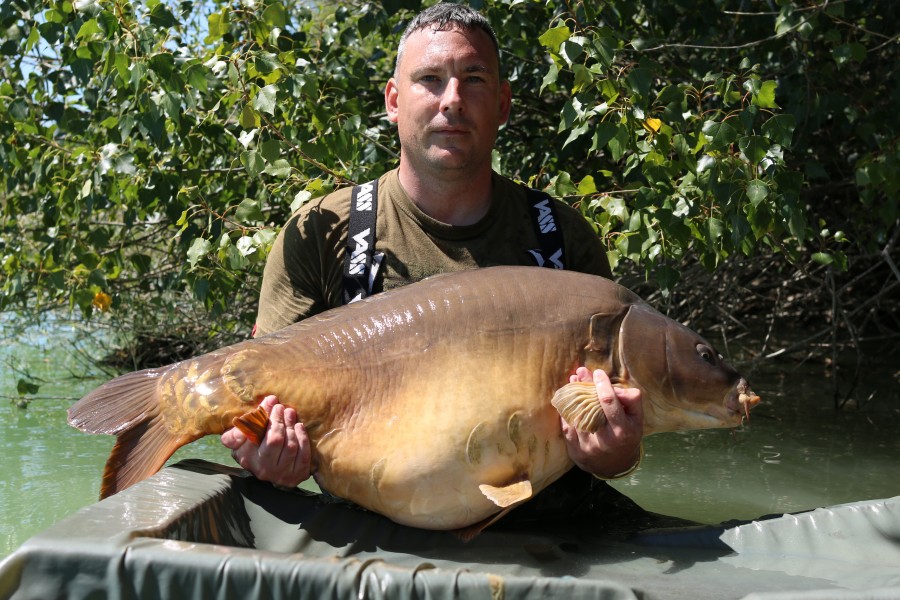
[528,248,564,269]
[347,228,370,275]
[355,182,374,211]
[533,198,557,233]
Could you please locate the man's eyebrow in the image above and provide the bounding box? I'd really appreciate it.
[409,63,494,77]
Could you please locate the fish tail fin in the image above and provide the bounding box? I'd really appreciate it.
[68,369,198,499]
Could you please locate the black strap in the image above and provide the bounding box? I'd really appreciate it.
[342,179,380,304]
[526,189,566,269]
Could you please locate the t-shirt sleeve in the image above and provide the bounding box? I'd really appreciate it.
[554,199,613,279]
[254,198,348,336]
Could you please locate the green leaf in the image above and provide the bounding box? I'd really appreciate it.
[206,9,229,43]
[626,68,653,98]
[149,3,177,28]
[739,135,769,165]
[550,171,577,197]
[560,39,584,66]
[572,64,592,93]
[24,23,40,51]
[746,180,769,206]
[291,190,312,212]
[263,159,292,178]
[185,64,209,93]
[540,63,559,94]
[832,43,866,67]
[236,235,256,257]
[259,139,282,163]
[607,124,629,162]
[812,252,834,266]
[240,105,260,129]
[235,198,264,222]
[702,120,738,150]
[75,19,103,40]
[655,265,679,294]
[241,150,265,177]
[563,122,590,148]
[656,85,684,105]
[253,84,278,116]
[149,53,176,79]
[708,217,725,241]
[539,25,570,53]
[591,120,617,153]
[577,175,597,195]
[601,195,627,222]
[752,80,778,109]
[253,52,283,75]
[262,2,287,27]
[761,114,795,147]
[8,98,28,122]
[187,237,212,268]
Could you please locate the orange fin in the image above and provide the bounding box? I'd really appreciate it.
[100,418,198,499]
[479,480,533,508]
[452,507,515,542]
[232,405,269,446]
[551,382,608,433]
[451,479,533,541]
[68,368,197,499]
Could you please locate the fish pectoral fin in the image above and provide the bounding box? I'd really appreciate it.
[232,405,269,446]
[551,382,608,433]
[479,480,533,508]
[452,507,514,542]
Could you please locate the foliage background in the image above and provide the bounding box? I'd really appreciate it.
[1,0,897,383]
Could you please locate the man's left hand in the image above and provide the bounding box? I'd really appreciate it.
[560,367,644,478]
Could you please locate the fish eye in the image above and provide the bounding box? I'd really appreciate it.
[696,344,715,364]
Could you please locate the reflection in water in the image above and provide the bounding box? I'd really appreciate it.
[2,322,898,557]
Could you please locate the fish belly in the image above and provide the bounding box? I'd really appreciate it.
[309,361,575,530]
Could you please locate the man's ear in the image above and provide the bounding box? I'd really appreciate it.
[385,78,400,123]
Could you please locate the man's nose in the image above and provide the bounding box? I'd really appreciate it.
[440,78,463,113]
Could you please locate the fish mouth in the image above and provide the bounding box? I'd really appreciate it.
[725,378,761,422]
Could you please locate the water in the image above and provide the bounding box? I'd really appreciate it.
[611,368,900,523]
[0,317,236,558]
[1,318,898,558]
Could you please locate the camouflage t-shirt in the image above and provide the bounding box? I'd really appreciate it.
[255,168,612,336]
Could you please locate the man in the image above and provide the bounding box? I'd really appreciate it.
[222,3,643,515]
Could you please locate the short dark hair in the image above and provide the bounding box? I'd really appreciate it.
[394,3,501,77]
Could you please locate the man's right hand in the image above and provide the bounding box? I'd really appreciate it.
[221,395,313,488]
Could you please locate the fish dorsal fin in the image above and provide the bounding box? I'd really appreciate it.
[232,405,269,445]
[551,382,608,433]
[479,480,533,508]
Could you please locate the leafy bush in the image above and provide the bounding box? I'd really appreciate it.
[1,0,895,358]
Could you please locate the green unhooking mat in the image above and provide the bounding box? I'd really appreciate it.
[1,459,898,599]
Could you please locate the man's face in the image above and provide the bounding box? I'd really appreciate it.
[385,25,512,178]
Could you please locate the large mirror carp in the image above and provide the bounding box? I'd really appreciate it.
[69,266,760,531]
